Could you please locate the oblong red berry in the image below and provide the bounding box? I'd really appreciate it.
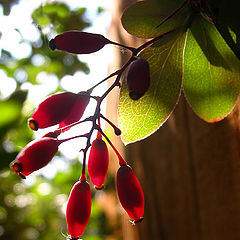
[117,164,144,223]
[126,58,150,100]
[66,180,91,239]
[59,93,90,131]
[49,31,110,54]
[29,92,78,130]
[87,138,109,190]
[10,137,60,178]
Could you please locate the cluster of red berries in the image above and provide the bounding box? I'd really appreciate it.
[10,31,149,239]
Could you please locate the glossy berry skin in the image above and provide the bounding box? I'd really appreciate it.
[126,58,150,100]
[10,137,60,178]
[49,31,110,54]
[117,164,144,223]
[66,180,91,239]
[59,93,90,131]
[29,92,78,130]
[87,138,109,190]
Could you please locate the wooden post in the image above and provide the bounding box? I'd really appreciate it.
[108,0,240,239]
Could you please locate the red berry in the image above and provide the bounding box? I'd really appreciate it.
[117,164,144,223]
[49,31,110,54]
[59,93,90,131]
[29,92,78,130]
[126,58,150,100]
[10,137,60,178]
[66,180,91,239]
[87,138,109,190]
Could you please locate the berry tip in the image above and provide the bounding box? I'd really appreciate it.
[129,91,141,100]
[10,161,22,173]
[28,118,39,131]
[49,38,56,51]
[129,217,144,225]
[94,185,104,190]
[114,128,121,136]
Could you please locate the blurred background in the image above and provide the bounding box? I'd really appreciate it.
[0,0,124,239]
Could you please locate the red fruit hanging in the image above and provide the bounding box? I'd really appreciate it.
[66,177,91,239]
[117,164,144,223]
[29,92,78,130]
[87,134,109,190]
[126,58,150,100]
[49,31,110,54]
[10,137,60,178]
[59,92,90,131]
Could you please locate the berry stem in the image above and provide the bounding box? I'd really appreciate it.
[54,116,93,135]
[100,114,121,136]
[96,126,127,166]
[81,150,87,180]
[87,70,120,93]
[156,0,188,28]
[99,55,136,102]
[97,118,102,139]
[135,28,177,53]
[108,40,136,52]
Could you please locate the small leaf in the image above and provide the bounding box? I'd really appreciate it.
[121,0,190,39]
[118,30,186,144]
[183,15,240,122]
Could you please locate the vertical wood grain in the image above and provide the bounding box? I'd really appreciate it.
[109,1,240,239]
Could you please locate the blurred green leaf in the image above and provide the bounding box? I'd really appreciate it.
[32,3,90,33]
[183,15,240,122]
[118,30,186,144]
[97,7,104,14]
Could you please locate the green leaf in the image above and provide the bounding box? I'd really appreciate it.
[118,30,186,144]
[121,0,190,39]
[209,0,240,60]
[183,15,240,122]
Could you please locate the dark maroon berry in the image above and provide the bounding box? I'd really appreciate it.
[49,31,110,54]
[126,58,150,100]
[29,92,78,130]
[10,137,60,178]
[117,164,144,223]
[66,178,91,238]
[87,136,109,190]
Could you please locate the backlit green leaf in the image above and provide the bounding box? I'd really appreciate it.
[118,30,186,144]
[121,0,190,39]
[183,15,240,122]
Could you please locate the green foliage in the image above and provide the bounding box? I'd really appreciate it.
[183,15,240,122]
[119,30,186,143]
[32,3,90,33]
[121,0,190,39]
[0,90,31,170]
[208,0,240,60]
[118,0,240,143]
